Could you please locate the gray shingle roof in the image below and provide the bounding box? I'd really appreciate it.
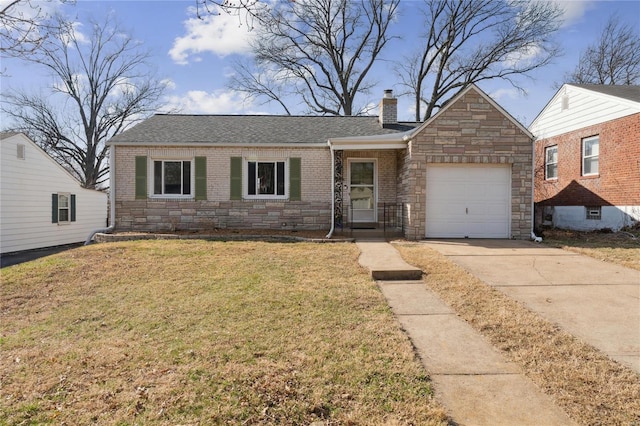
[109,114,418,145]
[569,84,640,103]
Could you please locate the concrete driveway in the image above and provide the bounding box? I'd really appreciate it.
[422,239,640,374]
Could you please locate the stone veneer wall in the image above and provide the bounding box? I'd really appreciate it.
[114,145,332,232]
[401,88,533,240]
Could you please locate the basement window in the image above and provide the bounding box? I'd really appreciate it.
[586,206,601,220]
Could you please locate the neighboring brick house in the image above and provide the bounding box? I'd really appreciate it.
[529,84,640,231]
[107,84,533,240]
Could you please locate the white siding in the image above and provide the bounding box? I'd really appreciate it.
[1,134,107,254]
[529,85,640,139]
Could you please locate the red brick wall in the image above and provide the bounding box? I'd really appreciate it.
[534,113,640,206]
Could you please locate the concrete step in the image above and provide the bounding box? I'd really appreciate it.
[355,241,422,281]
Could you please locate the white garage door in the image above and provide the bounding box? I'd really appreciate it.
[426,164,511,238]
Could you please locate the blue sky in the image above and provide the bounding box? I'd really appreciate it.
[1,0,639,127]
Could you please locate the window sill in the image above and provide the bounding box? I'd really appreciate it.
[244,196,289,201]
[149,195,195,200]
[580,174,600,179]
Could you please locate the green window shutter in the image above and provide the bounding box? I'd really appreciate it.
[51,193,58,223]
[289,157,301,201]
[70,194,76,222]
[230,157,242,200]
[135,156,147,199]
[195,156,207,200]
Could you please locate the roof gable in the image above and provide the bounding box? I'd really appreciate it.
[0,132,87,187]
[409,84,533,139]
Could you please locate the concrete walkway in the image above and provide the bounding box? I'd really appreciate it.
[355,241,577,426]
[422,239,640,374]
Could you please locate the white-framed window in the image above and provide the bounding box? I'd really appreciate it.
[586,206,601,220]
[58,193,70,223]
[582,136,599,176]
[545,145,558,179]
[153,160,192,197]
[246,159,287,199]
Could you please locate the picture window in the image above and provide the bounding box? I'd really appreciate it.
[153,160,192,196]
[246,160,287,198]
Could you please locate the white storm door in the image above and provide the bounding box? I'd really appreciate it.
[350,160,376,222]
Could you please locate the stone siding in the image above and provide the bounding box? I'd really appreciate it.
[401,89,533,240]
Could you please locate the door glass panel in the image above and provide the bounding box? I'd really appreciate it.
[350,162,374,185]
[350,186,373,209]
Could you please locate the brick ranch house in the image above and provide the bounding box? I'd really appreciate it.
[106,84,534,240]
[529,84,640,231]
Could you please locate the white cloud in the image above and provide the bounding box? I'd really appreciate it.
[161,78,177,90]
[503,43,543,67]
[490,87,521,101]
[550,0,595,28]
[162,89,252,114]
[169,6,256,65]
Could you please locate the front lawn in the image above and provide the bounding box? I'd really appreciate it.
[1,240,447,425]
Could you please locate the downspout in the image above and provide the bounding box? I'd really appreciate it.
[325,141,335,239]
[85,144,115,245]
[530,138,542,243]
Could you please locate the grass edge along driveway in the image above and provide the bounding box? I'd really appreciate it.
[1,240,448,425]
[394,242,640,426]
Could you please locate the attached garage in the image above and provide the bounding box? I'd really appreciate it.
[425,164,511,238]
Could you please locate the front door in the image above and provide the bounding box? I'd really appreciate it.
[349,160,376,223]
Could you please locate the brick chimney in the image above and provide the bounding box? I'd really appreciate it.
[379,89,397,127]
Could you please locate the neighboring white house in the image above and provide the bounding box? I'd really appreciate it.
[0,132,108,254]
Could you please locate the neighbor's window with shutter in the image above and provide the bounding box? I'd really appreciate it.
[58,193,70,222]
[52,193,76,224]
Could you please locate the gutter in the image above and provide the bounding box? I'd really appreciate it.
[530,139,542,243]
[325,141,335,239]
[85,144,116,245]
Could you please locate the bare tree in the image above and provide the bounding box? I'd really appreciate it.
[397,0,563,121]
[195,0,267,28]
[227,0,400,116]
[564,15,640,85]
[2,14,165,189]
[0,0,70,58]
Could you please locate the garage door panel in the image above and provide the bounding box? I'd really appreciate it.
[426,165,511,238]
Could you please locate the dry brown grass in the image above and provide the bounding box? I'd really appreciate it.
[1,240,448,425]
[394,242,640,426]
[540,228,640,271]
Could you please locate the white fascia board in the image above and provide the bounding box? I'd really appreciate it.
[327,131,411,150]
[328,142,408,150]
